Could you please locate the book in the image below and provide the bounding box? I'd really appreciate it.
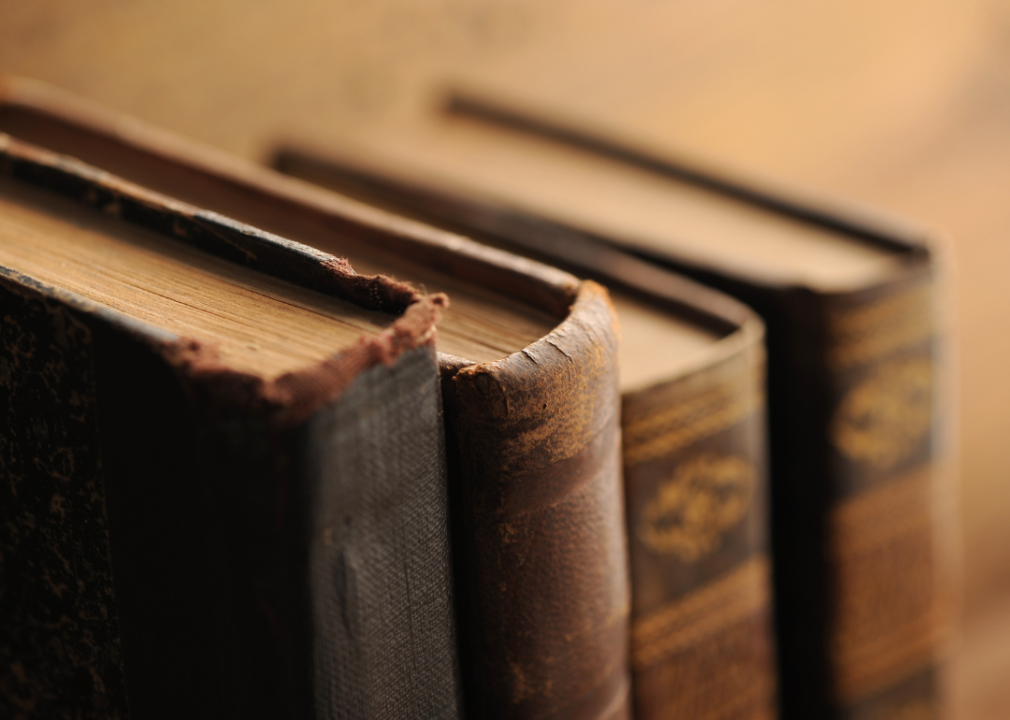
[0,134,459,718]
[0,77,633,720]
[268,95,955,720]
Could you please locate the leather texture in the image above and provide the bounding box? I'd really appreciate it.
[443,282,630,720]
[305,349,460,720]
[629,197,949,720]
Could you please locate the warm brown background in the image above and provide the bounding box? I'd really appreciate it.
[2,0,1008,715]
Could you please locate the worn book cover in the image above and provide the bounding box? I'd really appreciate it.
[0,134,459,719]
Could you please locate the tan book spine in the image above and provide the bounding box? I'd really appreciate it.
[623,329,774,720]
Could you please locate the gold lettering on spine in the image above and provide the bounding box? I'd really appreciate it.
[638,455,755,561]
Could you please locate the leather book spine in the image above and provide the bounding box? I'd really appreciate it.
[440,281,631,720]
[722,264,951,720]
[100,326,460,720]
[673,265,953,720]
[621,335,776,720]
[169,343,459,720]
[819,268,951,719]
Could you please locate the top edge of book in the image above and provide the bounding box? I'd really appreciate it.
[443,90,936,288]
[0,133,443,399]
[0,75,765,387]
[0,75,583,312]
[278,87,936,295]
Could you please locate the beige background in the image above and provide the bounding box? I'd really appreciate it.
[2,0,1009,714]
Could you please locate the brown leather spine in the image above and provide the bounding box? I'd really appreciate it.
[623,329,775,720]
[820,269,952,719]
[442,281,630,720]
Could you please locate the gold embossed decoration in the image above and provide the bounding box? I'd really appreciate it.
[831,357,933,469]
[638,455,755,561]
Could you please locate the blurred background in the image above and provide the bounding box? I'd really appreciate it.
[2,1,1008,715]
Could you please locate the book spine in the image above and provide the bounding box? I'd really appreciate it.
[621,337,776,720]
[94,327,458,720]
[441,282,630,720]
[0,272,457,720]
[820,269,952,718]
[302,344,461,719]
[0,273,129,719]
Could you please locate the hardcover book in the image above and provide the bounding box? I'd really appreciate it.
[0,77,631,720]
[269,95,955,720]
[0,135,458,719]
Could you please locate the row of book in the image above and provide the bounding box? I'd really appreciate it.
[0,76,953,720]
